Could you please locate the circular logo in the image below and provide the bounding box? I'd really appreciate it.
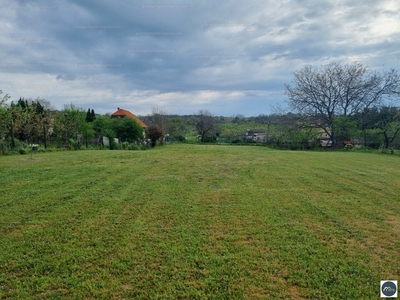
[382,281,397,297]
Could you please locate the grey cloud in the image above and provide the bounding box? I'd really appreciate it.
[0,0,399,116]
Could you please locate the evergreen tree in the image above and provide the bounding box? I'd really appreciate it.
[91,109,96,122]
[16,98,29,110]
[86,108,91,123]
[85,108,96,123]
[34,101,44,115]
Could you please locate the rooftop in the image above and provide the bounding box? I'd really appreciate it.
[110,108,147,128]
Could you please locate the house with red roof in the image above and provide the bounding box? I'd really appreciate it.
[110,108,147,129]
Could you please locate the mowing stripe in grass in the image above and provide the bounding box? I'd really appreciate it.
[1,145,399,299]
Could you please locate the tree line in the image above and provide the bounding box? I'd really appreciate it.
[1,62,399,153]
[0,98,146,151]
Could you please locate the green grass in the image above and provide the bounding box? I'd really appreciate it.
[1,145,399,299]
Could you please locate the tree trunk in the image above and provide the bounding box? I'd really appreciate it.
[330,131,337,148]
[43,124,47,149]
[67,128,70,148]
[11,119,15,149]
[383,131,390,149]
[363,129,366,148]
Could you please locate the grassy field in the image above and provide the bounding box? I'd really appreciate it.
[1,145,399,299]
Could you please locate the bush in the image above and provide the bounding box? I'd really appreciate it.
[1,142,9,155]
[128,144,140,150]
[379,147,395,155]
[19,148,28,155]
[173,135,187,142]
[202,136,217,143]
[121,141,130,150]
[146,125,164,147]
[69,138,79,150]
[113,142,122,150]
[11,139,23,149]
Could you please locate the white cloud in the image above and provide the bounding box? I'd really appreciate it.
[0,0,399,116]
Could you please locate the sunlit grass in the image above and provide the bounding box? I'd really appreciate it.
[1,145,399,299]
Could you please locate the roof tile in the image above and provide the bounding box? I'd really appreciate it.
[110,108,147,128]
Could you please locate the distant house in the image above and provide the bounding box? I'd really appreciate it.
[110,108,147,129]
[316,127,330,139]
[308,120,332,148]
[316,127,332,148]
[320,139,333,147]
[245,129,267,143]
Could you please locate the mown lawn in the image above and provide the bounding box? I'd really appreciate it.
[1,145,399,299]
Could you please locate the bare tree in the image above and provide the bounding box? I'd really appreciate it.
[151,106,168,135]
[146,124,164,147]
[285,62,400,146]
[196,110,215,142]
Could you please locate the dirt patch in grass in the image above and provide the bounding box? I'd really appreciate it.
[387,215,400,236]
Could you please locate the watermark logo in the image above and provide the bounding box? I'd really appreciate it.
[135,32,183,36]
[128,49,176,53]
[74,25,122,30]
[196,55,243,60]
[141,5,190,9]
[381,280,397,298]
[205,22,252,28]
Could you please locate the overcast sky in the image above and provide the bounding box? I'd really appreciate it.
[1,0,399,116]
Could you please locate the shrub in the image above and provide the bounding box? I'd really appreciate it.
[174,135,187,142]
[113,142,122,150]
[19,148,28,155]
[379,147,395,155]
[146,125,164,148]
[69,138,79,150]
[121,141,130,150]
[202,136,217,143]
[128,144,140,150]
[0,142,9,155]
[11,139,23,149]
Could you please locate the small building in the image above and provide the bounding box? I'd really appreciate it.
[245,129,267,143]
[316,127,330,140]
[320,139,333,147]
[110,108,147,129]
[316,127,332,148]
